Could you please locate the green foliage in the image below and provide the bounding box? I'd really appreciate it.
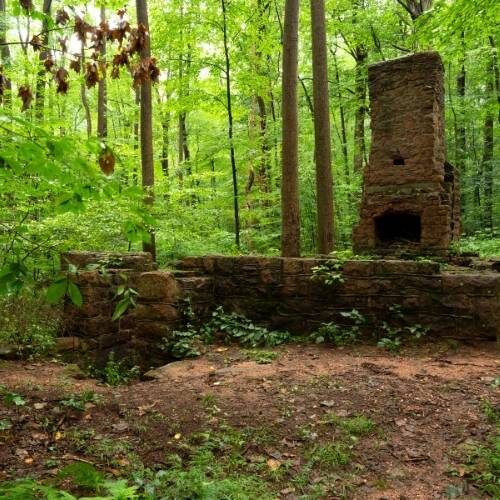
[0,292,60,357]
[0,385,26,407]
[242,349,278,364]
[60,391,100,412]
[311,260,345,286]
[58,462,105,490]
[322,413,376,436]
[450,436,500,497]
[112,282,139,322]
[481,399,500,426]
[0,463,139,500]
[203,306,290,348]
[88,353,140,386]
[161,328,202,359]
[312,309,366,346]
[376,305,430,351]
[133,449,272,499]
[305,443,351,470]
[457,230,500,258]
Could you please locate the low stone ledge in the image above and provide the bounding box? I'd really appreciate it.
[62,251,154,272]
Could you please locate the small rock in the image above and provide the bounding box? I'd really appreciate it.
[0,344,17,359]
[55,337,81,352]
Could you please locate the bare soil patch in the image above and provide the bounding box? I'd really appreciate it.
[0,341,498,498]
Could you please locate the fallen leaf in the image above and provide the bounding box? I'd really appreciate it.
[266,458,281,471]
[34,403,47,410]
[174,433,182,440]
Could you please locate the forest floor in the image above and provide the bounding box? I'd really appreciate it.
[0,341,498,499]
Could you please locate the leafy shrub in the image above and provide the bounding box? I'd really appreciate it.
[311,260,345,286]
[203,306,290,348]
[0,293,60,357]
[312,309,365,346]
[161,328,202,359]
[88,352,140,386]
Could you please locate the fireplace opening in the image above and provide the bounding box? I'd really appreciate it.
[375,212,421,246]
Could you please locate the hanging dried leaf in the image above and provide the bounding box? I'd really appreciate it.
[127,24,148,55]
[54,67,69,94]
[19,0,33,11]
[132,57,160,88]
[98,147,115,175]
[18,85,33,111]
[55,8,70,25]
[109,20,130,46]
[69,57,81,73]
[110,66,119,79]
[149,57,160,84]
[43,56,55,73]
[29,35,43,51]
[57,36,68,53]
[74,16,92,44]
[92,24,108,52]
[113,51,129,68]
[85,61,100,88]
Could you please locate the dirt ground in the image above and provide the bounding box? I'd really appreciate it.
[0,340,498,499]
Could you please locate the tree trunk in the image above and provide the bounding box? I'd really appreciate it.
[482,53,495,231]
[35,0,52,122]
[281,0,300,257]
[455,44,467,221]
[97,5,107,140]
[0,0,12,107]
[221,0,240,249]
[489,36,500,125]
[331,48,349,181]
[311,0,334,254]
[161,113,170,177]
[80,44,92,138]
[136,0,156,259]
[353,47,367,173]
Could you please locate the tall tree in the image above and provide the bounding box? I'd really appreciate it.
[34,0,52,122]
[310,0,334,254]
[0,0,12,107]
[482,46,495,230]
[221,0,240,249]
[136,0,156,259]
[281,0,300,257]
[97,4,107,140]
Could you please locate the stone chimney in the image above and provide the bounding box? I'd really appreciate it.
[353,51,460,255]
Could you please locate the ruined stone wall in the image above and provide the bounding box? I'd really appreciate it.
[62,253,499,365]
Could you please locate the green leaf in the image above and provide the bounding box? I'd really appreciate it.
[67,281,83,307]
[112,297,130,321]
[46,279,68,304]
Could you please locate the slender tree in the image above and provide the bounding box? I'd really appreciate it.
[281,0,300,257]
[311,0,334,254]
[35,0,52,122]
[482,48,495,230]
[221,0,240,248]
[97,4,107,140]
[136,0,156,259]
[0,0,12,107]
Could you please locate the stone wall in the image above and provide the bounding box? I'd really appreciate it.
[62,252,499,366]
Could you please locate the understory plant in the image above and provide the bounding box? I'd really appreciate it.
[0,292,60,357]
[312,309,366,346]
[202,306,290,348]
